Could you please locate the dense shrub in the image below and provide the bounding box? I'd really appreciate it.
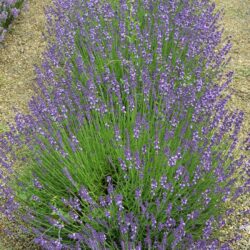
[0,0,249,249]
[0,0,24,42]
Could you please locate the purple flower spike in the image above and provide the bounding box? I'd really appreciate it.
[115,194,123,211]
[79,186,94,205]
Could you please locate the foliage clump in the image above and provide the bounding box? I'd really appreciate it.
[0,0,249,249]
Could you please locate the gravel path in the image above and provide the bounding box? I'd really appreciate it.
[0,0,51,249]
[215,0,250,142]
[0,0,51,129]
[215,1,250,249]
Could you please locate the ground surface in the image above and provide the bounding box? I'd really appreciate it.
[214,1,250,248]
[215,0,250,143]
[0,0,50,249]
[0,0,249,249]
[0,0,50,130]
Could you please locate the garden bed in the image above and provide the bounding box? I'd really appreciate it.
[0,0,249,249]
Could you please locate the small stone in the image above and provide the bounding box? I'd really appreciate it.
[239,224,250,233]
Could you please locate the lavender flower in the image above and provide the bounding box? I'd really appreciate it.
[0,0,24,42]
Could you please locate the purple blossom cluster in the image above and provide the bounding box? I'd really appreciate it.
[0,0,249,249]
[0,0,24,42]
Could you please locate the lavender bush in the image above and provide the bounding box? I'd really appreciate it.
[0,0,24,42]
[0,0,249,249]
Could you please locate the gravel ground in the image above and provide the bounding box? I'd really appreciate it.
[0,0,50,126]
[0,0,249,249]
[214,0,250,249]
[215,0,250,143]
[0,0,51,249]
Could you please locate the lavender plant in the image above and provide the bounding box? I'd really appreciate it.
[0,0,24,42]
[0,0,249,249]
